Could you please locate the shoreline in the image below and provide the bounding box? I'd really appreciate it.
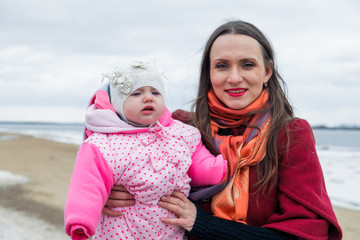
[0,133,359,239]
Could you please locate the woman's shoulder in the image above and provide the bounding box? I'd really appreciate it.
[171,109,193,125]
[288,118,311,128]
[277,118,315,149]
[281,118,313,136]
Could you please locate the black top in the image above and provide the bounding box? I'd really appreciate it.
[188,203,297,240]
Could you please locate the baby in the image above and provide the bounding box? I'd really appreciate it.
[64,61,227,240]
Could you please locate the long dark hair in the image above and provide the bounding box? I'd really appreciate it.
[192,20,294,194]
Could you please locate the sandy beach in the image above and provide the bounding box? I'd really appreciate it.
[0,133,76,239]
[0,133,359,239]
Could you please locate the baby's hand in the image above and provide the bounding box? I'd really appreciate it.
[70,225,90,240]
[74,228,85,235]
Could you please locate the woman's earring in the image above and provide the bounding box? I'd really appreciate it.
[264,82,268,88]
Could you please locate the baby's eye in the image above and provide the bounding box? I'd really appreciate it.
[152,91,161,96]
[132,92,141,96]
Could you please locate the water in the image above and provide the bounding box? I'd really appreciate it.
[314,128,360,149]
[0,122,84,145]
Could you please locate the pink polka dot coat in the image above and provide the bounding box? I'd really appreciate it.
[64,89,226,240]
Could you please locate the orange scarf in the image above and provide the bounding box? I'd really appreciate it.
[208,89,270,223]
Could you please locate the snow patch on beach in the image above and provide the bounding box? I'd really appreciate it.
[0,170,29,187]
[0,170,67,239]
[0,206,67,240]
[318,149,360,211]
[0,135,19,141]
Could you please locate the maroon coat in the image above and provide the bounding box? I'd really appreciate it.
[247,119,341,239]
[173,110,342,240]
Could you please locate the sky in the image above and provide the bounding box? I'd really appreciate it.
[1,0,359,127]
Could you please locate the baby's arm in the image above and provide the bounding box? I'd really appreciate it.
[64,142,114,239]
[189,142,227,187]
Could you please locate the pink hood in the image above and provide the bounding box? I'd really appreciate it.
[85,86,174,138]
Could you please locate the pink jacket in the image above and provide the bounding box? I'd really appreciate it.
[64,88,226,240]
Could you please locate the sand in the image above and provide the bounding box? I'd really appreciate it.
[0,133,77,239]
[0,133,358,239]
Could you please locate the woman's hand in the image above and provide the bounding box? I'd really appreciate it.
[158,191,197,232]
[102,185,135,217]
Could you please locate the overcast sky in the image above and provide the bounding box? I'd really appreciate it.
[1,0,359,126]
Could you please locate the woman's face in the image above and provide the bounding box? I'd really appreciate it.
[209,34,272,110]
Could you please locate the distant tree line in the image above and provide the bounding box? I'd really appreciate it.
[312,124,360,131]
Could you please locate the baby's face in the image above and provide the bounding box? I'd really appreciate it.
[123,86,165,126]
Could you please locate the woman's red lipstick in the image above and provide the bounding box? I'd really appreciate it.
[225,88,247,97]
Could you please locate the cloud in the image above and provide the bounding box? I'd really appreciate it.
[0,0,359,125]
[0,105,86,123]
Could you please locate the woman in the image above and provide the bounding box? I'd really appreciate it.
[102,20,342,239]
